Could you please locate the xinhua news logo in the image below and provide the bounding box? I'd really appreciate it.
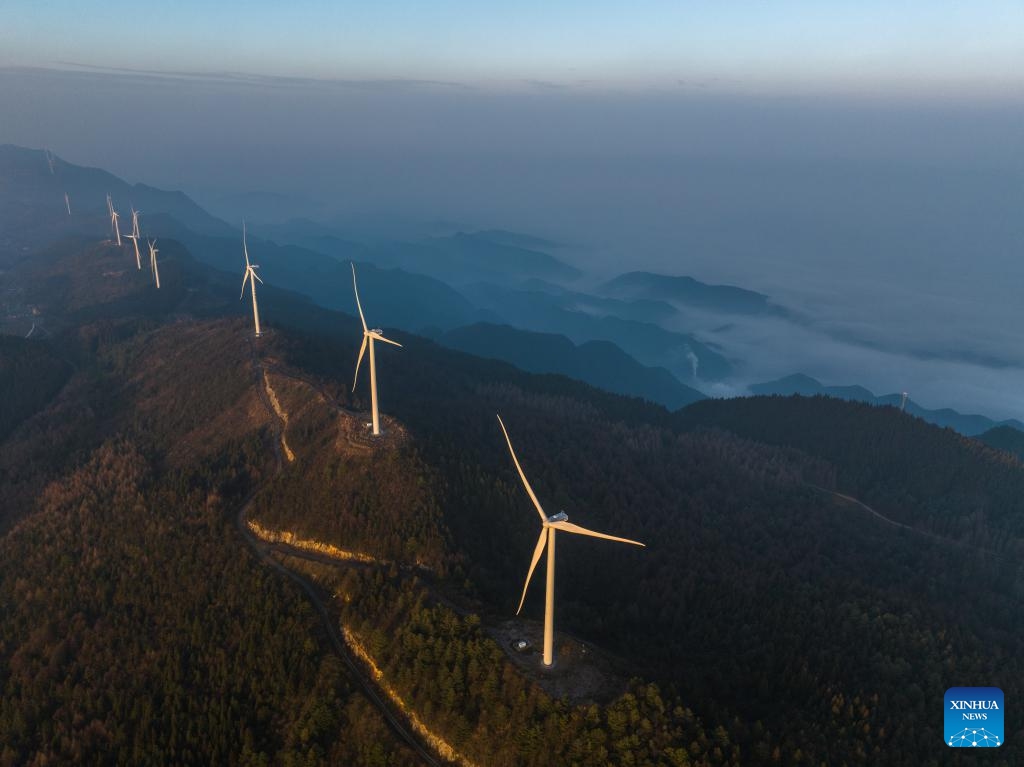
[945,687,1003,748]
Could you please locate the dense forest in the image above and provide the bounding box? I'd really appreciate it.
[0,335,71,444]
[294,559,738,767]
[1,232,1020,765]
[0,441,416,766]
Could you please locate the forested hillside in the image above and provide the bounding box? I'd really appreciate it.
[0,231,1020,765]
[0,310,423,764]
[0,335,71,444]
[678,395,1024,554]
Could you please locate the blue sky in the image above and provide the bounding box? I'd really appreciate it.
[3,1,1023,94]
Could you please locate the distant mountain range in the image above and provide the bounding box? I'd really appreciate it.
[457,282,732,383]
[148,216,482,334]
[5,143,1021,436]
[436,322,705,410]
[750,373,1024,436]
[260,219,581,287]
[977,425,1024,460]
[0,144,233,248]
[597,270,787,316]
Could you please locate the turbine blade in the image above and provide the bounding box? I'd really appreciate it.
[252,270,264,284]
[369,332,401,347]
[516,529,548,615]
[352,335,368,392]
[548,520,645,547]
[243,220,251,267]
[351,262,368,331]
[240,270,250,299]
[496,415,547,522]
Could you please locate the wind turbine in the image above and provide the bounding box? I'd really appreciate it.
[107,194,122,246]
[45,149,55,175]
[64,192,71,216]
[900,391,908,412]
[148,239,161,289]
[497,415,644,667]
[125,208,142,269]
[351,263,401,436]
[240,223,263,337]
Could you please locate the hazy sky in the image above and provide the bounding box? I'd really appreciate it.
[3,2,1024,95]
[2,5,1024,420]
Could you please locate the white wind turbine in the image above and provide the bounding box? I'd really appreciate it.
[64,192,71,216]
[240,223,263,337]
[351,263,401,436]
[125,208,142,269]
[900,391,908,412]
[148,239,161,289]
[107,194,122,246]
[498,415,644,667]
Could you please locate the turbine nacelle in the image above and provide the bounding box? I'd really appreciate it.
[241,264,264,297]
[365,329,401,346]
[545,511,568,524]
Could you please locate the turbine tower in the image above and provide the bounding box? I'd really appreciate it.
[498,415,644,667]
[351,263,401,436]
[107,194,122,246]
[148,239,161,289]
[125,208,142,269]
[240,223,263,337]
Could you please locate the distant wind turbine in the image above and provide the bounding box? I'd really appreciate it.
[107,194,122,246]
[45,149,55,175]
[497,415,644,667]
[900,392,908,412]
[240,222,263,337]
[125,208,142,269]
[351,263,401,436]
[148,239,160,289]
[64,192,71,216]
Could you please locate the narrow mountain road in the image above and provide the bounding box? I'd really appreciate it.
[240,335,445,767]
[811,485,1004,560]
[236,503,442,767]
